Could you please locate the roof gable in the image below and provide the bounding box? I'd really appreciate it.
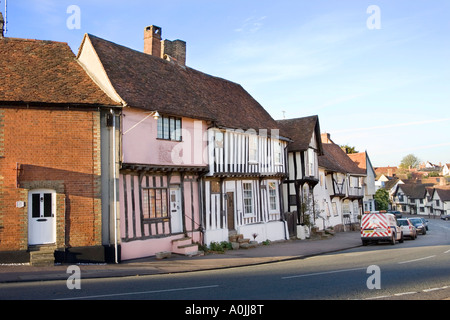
[276,115,323,153]
[0,37,117,107]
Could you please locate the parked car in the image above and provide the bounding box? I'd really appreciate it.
[441,214,450,221]
[409,218,427,235]
[389,211,402,218]
[420,218,429,230]
[397,218,417,240]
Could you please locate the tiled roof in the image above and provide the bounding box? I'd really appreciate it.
[276,115,322,153]
[86,34,280,131]
[0,37,117,106]
[434,187,450,201]
[374,166,398,176]
[348,152,367,170]
[318,142,366,175]
[396,183,430,199]
[384,178,401,191]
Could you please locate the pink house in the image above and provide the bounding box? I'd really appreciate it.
[78,27,213,260]
[78,25,291,260]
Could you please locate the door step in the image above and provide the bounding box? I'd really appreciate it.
[228,232,254,249]
[171,237,202,257]
[28,244,56,267]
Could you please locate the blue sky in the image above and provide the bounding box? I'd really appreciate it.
[2,0,449,168]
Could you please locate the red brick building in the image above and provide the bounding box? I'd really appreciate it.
[0,37,119,264]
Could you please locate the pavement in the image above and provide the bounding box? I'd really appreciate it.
[0,231,362,283]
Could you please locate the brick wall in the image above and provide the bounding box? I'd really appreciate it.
[0,107,102,252]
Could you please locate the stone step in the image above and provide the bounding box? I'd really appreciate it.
[229,233,242,243]
[240,241,258,249]
[28,245,56,266]
[171,237,202,256]
[238,238,250,244]
[172,237,192,248]
[312,229,335,240]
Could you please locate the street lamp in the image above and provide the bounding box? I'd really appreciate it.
[147,111,160,120]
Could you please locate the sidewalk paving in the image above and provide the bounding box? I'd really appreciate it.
[0,231,362,283]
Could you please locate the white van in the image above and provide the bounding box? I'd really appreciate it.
[361,212,403,246]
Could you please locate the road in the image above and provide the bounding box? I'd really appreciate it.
[0,218,449,302]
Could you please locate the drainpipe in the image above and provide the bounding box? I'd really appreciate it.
[111,109,118,264]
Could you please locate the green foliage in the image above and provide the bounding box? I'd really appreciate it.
[374,188,389,211]
[399,154,420,169]
[208,241,232,253]
[340,144,359,154]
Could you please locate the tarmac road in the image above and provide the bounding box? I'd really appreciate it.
[0,217,449,301]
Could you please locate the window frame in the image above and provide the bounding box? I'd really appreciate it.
[242,182,254,217]
[267,180,279,213]
[157,115,182,141]
[274,140,282,165]
[248,135,258,163]
[142,187,169,220]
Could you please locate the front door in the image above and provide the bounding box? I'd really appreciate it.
[227,192,235,230]
[28,190,56,245]
[170,187,183,234]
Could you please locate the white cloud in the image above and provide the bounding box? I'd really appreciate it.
[234,16,267,34]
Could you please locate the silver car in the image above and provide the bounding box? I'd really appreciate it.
[397,218,417,240]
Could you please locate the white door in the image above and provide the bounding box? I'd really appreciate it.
[170,188,183,234]
[28,190,56,245]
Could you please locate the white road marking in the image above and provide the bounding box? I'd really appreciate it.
[394,291,417,296]
[366,285,450,300]
[55,284,220,300]
[398,255,436,264]
[281,267,366,280]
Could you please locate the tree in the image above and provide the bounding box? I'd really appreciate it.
[374,188,389,211]
[340,144,359,154]
[399,154,420,169]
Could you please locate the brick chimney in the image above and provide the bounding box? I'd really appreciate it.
[144,25,162,57]
[0,12,4,38]
[321,133,332,144]
[143,25,187,66]
[162,39,186,66]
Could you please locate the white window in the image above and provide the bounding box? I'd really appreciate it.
[268,181,279,213]
[243,182,254,216]
[332,202,338,216]
[353,201,359,215]
[249,135,258,163]
[274,141,282,164]
[308,148,315,176]
[215,131,224,148]
[323,200,331,217]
